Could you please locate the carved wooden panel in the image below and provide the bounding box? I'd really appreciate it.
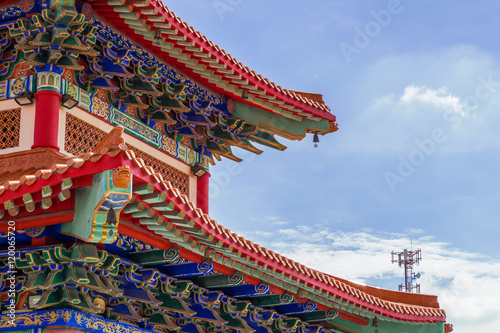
[130,146,190,197]
[64,113,107,155]
[0,108,20,149]
[65,114,189,197]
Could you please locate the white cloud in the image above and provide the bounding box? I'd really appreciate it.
[272,221,290,225]
[335,84,471,155]
[249,215,290,226]
[248,230,273,237]
[399,85,473,120]
[329,46,500,155]
[243,225,500,333]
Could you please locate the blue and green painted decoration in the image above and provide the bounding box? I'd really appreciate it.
[0,1,303,165]
[61,168,132,244]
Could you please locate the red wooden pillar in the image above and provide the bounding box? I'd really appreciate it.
[43,328,84,333]
[32,90,62,150]
[196,172,210,214]
[31,236,46,247]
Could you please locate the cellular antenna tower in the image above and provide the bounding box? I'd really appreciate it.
[391,248,422,293]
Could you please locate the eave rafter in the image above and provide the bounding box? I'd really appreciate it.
[4,243,336,332]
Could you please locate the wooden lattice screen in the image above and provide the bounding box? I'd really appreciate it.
[130,146,190,197]
[64,114,189,197]
[0,108,21,149]
[64,113,107,155]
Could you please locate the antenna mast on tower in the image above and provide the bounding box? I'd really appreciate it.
[391,248,422,293]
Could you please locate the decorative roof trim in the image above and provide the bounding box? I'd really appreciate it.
[0,309,157,333]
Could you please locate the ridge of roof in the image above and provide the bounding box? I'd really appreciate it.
[291,91,325,105]
[0,127,445,322]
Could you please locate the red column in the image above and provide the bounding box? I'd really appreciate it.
[32,90,62,150]
[31,236,46,247]
[196,172,210,214]
[42,328,84,333]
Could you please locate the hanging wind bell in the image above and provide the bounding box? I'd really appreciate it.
[313,133,319,148]
[154,29,162,45]
[106,207,117,225]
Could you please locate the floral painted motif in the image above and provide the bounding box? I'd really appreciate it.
[162,135,177,156]
[115,233,153,252]
[0,309,153,332]
[82,3,95,20]
[19,0,34,13]
[92,91,110,119]
[10,78,24,96]
[25,226,45,237]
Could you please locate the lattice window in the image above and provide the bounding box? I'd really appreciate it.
[64,113,107,156]
[0,108,20,149]
[130,146,190,197]
[65,114,190,196]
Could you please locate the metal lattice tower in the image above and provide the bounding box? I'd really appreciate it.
[391,249,422,293]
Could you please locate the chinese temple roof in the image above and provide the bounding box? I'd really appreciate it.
[87,0,335,122]
[0,0,338,165]
[0,128,446,328]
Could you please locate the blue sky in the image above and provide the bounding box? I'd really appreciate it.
[167,1,500,331]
